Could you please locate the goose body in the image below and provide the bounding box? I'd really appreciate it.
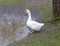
[25,9,44,33]
[27,20,44,31]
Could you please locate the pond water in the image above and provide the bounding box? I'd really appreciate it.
[0,13,30,46]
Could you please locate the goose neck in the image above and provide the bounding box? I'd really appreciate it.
[27,13,32,20]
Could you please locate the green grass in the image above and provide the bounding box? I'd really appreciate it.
[0,0,25,6]
[30,3,52,23]
[41,4,52,23]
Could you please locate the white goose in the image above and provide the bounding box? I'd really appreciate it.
[25,9,44,34]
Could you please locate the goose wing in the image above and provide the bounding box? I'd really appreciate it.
[27,21,43,30]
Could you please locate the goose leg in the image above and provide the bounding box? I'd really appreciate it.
[29,30,37,34]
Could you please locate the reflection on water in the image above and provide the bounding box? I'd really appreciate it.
[0,13,30,46]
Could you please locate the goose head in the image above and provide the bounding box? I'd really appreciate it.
[24,9,31,16]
